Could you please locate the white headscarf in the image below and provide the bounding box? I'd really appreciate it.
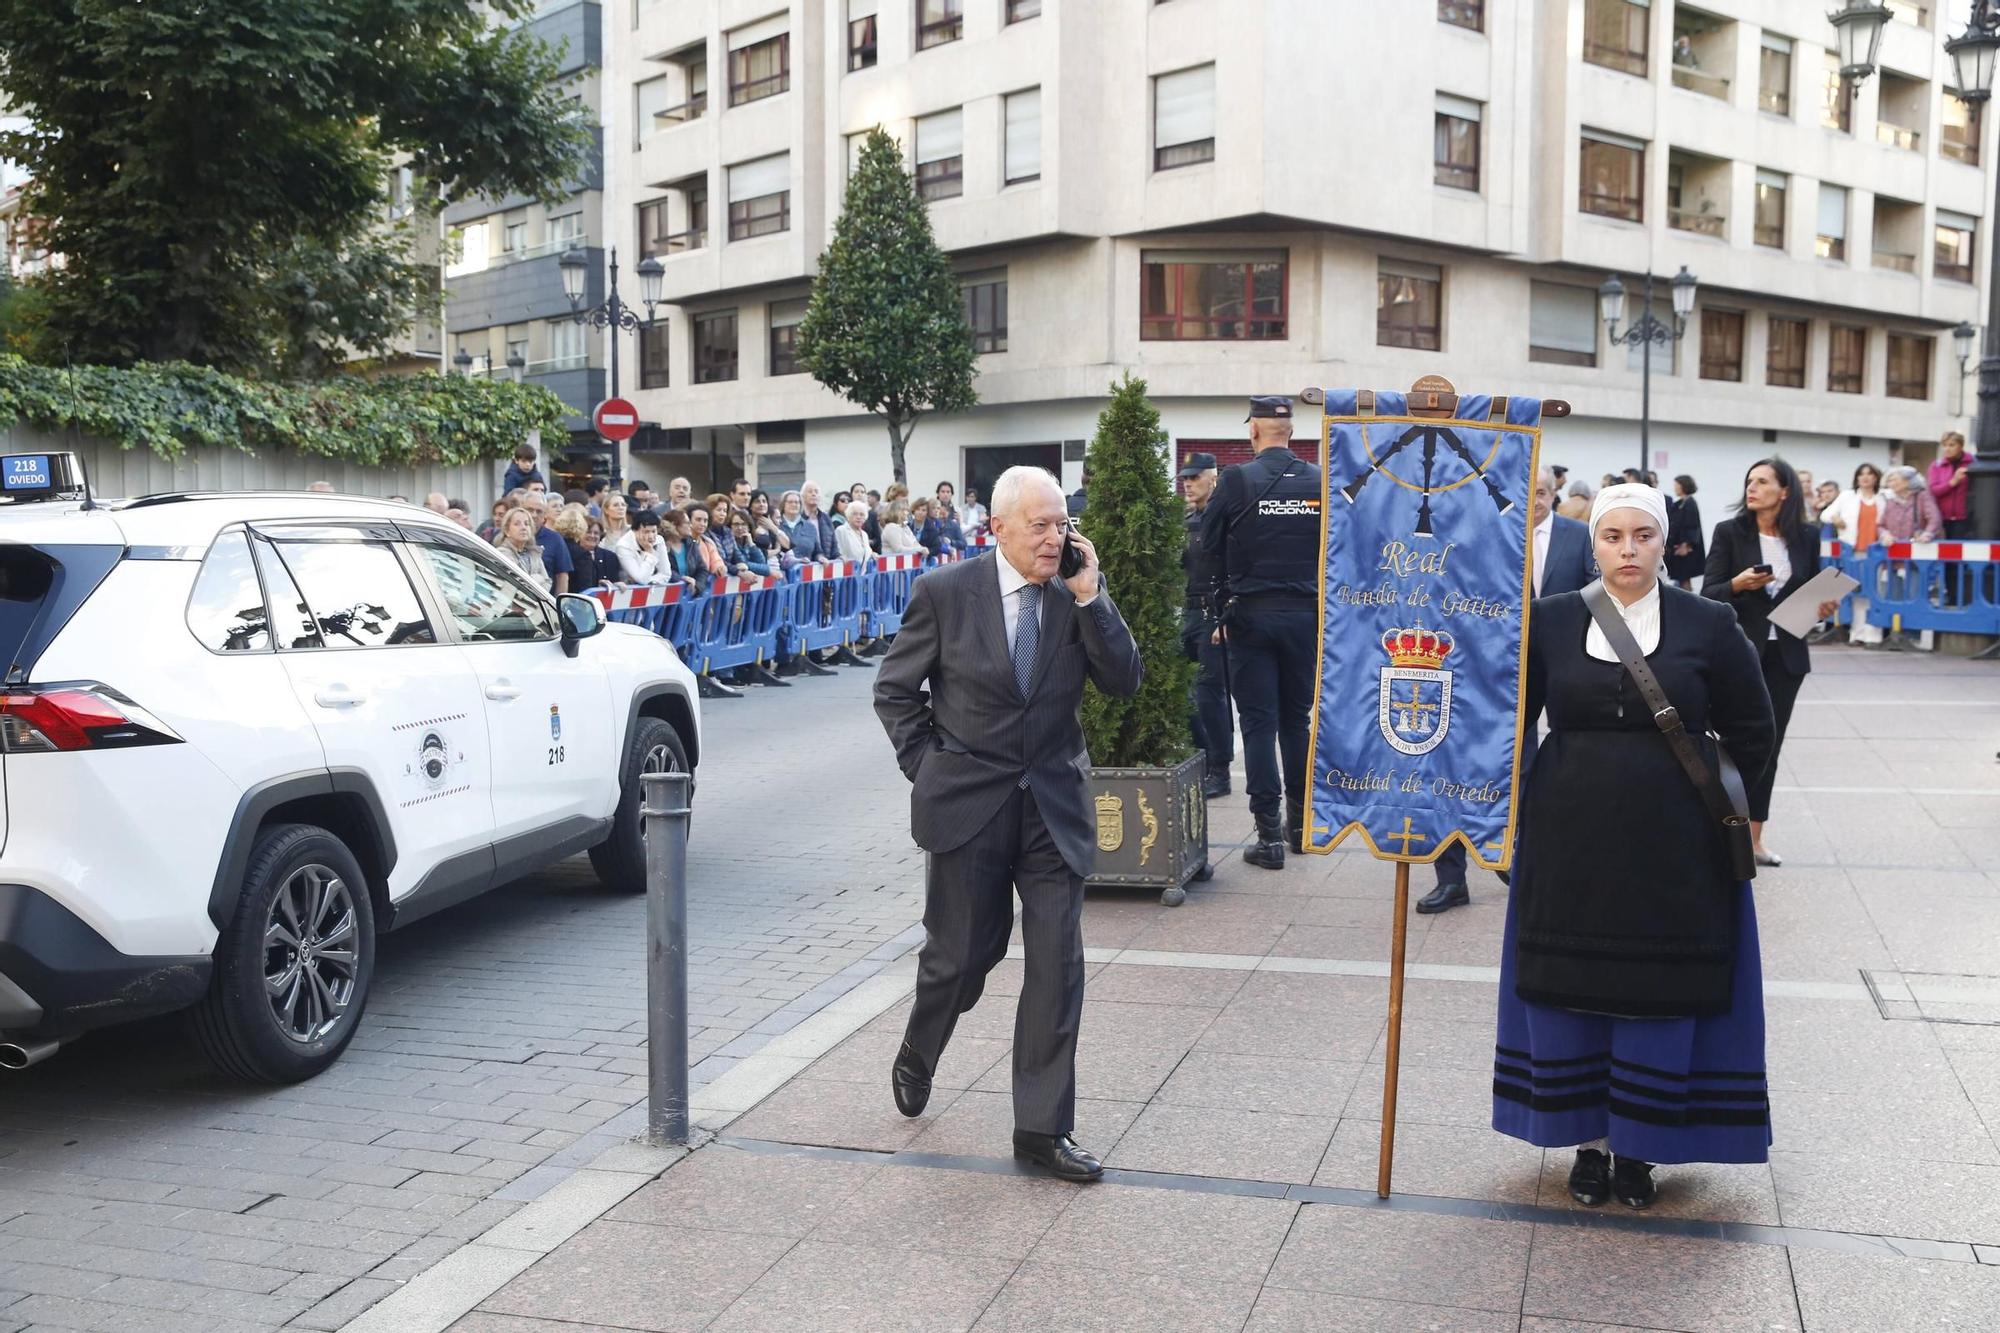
[1587,483,1670,544]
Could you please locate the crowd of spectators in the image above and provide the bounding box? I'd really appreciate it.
[444,442,990,609]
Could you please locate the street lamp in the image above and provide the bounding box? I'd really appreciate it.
[1945,0,2000,538]
[453,347,474,378]
[1828,2,1892,82]
[559,245,666,483]
[506,350,526,385]
[1599,267,1698,479]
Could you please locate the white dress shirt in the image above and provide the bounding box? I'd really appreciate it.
[1532,513,1553,597]
[1583,579,1662,662]
[996,549,1097,651]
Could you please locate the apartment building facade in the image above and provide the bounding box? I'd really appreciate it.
[601,0,1992,505]
[444,0,612,478]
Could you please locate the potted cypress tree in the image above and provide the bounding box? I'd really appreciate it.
[1078,374,1211,906]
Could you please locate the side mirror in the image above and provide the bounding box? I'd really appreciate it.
[557,593,605,657]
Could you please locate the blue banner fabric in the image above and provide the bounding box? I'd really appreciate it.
[1303,390,1542,869]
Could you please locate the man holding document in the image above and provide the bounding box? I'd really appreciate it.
[1701,458,1853,869]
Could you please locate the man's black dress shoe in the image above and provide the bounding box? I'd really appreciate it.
[1612,1156,1657,1209]
[1415,882,1469,914]
[891,1041,932,1119]
[1567,1147,1611,1206]
[1012,1130,1103,1182]
[1201,774,1231,799]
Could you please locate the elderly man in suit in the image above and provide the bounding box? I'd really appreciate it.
[1417,467,1593,915]
[874,466,1143,1180]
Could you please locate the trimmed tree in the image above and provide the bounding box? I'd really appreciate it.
[797,127,978,486]
[1079,373,1194,767]
[0,0,590,376]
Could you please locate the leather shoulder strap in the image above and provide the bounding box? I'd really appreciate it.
[1580,582,1749,832]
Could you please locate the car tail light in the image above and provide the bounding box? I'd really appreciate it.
[0,683,182,753]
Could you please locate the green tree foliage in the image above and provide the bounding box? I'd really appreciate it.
[798,127,978,485]
[0,355,571,466]
[0,0,589,376]
[1080,374,1194,768]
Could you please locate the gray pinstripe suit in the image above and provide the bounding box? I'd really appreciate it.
[874,554,1142,1134]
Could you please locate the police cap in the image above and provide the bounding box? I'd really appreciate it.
[1177,451,1218,479]
[1245,395,1293,421]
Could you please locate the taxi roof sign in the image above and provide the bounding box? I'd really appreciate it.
[0,451,89,504]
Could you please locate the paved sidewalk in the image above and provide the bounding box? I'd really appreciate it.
[419,647,2000,1333]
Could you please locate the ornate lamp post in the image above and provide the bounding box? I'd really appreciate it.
[1828,2,1892,82]
[559,246,666,483]
[1955,321,1979,417]
[1598,267,1698,479]
[1946,1,2000,537]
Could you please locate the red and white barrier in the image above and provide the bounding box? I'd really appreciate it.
[871,553,925,573]
[710,574,779,594]
[794,559,855,582]
[1823,540,1999,562]
[592,583,685,612]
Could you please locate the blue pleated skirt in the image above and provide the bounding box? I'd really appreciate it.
[1491,881,1773,1165]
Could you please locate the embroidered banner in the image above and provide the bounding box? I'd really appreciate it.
[1303,389,1541,869]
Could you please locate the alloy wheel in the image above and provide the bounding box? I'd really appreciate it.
[262,863,360,1044]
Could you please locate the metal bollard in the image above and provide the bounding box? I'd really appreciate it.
[641,770,694,1145]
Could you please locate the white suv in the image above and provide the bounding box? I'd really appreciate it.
[0,460,699,1082]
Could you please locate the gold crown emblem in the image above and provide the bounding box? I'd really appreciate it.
[1380,626,1455,670]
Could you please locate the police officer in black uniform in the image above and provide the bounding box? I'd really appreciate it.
[1199,396,1322,869]
[1180,452,1232,800]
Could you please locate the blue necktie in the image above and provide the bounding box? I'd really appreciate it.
[1013,583,1041,698]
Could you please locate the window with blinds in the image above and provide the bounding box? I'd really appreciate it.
[1816,184,1847,261]
[1377,259,1443,352]
[1580,130,1644,221]
[1583,0,1649,77]
[1759,34,1793,116]
[917,0,963,50]
[1434,94,1480,191]
[1767,317,1808,388]
[695,311,738,383]
[1936,210,1976,283]
[728,18,789,106]
[768,299,807,376]
[1754,170,1787,249]
[727,155,790,240]
[1887,333,1932,400]
[1828,324,1866,394]
[1528,283,1597,367]
[1700,310,1744,382]
[1140,249,1287,341]
[916,108,964,201]
[1153,65,1216,171]
[847,1,878,71]
[1005,88,1042,184]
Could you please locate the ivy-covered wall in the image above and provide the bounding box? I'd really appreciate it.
[0,356,568,467]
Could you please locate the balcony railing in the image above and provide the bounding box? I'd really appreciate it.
[1943,135,1980,166]
[1671,66,1731,100]
[1669,208,1726,238]
[527,354,589,375]
[1872,249,1918,273]
[650,228,706,256]
[1877,121,1922,152]
[655,93,707,126]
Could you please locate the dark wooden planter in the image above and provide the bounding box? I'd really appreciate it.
[1084,753,1212,906]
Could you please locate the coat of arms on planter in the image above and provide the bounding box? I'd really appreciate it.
[1095,791,1125,852]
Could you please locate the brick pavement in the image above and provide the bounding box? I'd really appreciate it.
[0,663,931,1331]
[441,647,2000,1333]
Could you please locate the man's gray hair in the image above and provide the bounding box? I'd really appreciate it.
[990,466,1065,519]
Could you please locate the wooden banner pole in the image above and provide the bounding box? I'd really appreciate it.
[1378,861,1411,1198]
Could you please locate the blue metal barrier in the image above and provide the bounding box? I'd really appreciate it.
[687,575,784,677]
[1822,541,2000,639]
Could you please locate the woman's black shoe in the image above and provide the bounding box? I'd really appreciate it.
[1612,1155,1657,1209]
[1567,1148,1611,1206]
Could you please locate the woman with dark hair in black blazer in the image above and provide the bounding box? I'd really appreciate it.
[1666,474,1704,589]
[1701,458,1841,867]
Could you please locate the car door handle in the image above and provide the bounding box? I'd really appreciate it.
[313,686,366,708]
[485,683,522,701]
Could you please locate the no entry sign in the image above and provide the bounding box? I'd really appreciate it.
[593,398,640,442]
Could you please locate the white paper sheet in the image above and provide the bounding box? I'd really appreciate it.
[1767,565,1861,640]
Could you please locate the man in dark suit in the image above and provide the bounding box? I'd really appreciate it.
[1418,468,1593,915]
[874,466,1143,1180]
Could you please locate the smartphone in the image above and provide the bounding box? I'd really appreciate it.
[1752,563,1774,575]
[1059,533,1085,579]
